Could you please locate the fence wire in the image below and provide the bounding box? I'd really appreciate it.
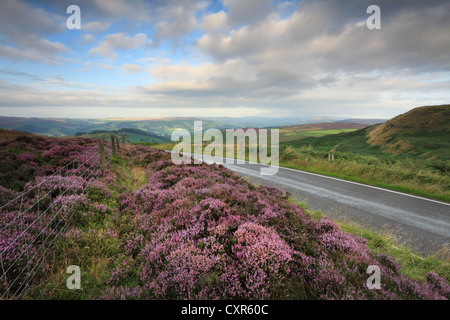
[0,142,113,299]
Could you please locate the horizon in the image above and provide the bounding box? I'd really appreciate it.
[0,114,388,121]
[1,1,449,119]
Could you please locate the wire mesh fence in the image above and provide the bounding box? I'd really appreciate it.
[0,141,112,299]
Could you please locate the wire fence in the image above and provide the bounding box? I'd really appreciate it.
[0,141,113,299]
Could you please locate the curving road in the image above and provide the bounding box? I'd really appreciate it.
[172,152,450,257]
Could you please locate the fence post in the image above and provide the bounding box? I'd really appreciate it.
[111,135,116,157]
[99,139,106,167]
[116,135,120,151]
[122,133,125,145]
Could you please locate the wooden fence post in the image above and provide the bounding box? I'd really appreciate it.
[111,135,116,157]
[116,135,120,151]
[327,152,335,161]
[99,138,106,167]
[122,133,125,145]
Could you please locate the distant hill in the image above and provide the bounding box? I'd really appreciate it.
[278,122,371,143]
[366,105,450,158]
[0,117,240,138]
[76,128,170,143]
[0,116,351,138]
[287,105,450,162]
[281,122,371,131]
[341,118,387,125]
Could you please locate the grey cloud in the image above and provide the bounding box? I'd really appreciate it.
[0,0,69,63]
[0,0,59,34]
[0,68,42,81]
[223,0,273,26]
[198,0,450,74]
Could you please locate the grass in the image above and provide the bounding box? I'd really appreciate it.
[0,129,32,144]
[279,146,450,202]
[293,200,449,283]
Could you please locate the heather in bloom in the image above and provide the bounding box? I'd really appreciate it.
[1,136,448,300]
[106,145,448,300]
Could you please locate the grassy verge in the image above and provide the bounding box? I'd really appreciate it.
[293,200,449,283]
[279,160,450,203]
[279,146,450,203]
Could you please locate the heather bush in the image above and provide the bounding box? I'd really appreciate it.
[107,146,449,300]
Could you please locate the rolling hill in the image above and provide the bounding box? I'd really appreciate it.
[366,105,450,159]
[286,105,450,162]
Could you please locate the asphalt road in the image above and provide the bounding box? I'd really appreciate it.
[179,152,450,257]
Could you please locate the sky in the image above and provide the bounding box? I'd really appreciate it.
[0,0,449,119]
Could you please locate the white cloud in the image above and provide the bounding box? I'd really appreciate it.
[200,11,228,32]
[80,34,96,44]
[88,33,149,59]
[120,64,143,74]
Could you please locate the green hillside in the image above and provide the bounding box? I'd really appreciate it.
[286,105,450,163]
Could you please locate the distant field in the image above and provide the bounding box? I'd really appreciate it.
[280,128,359,142]
[278,122,370,143]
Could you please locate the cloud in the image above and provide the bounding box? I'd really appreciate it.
[223,0,273,26]
[151,0,209,46]
[200,11,228,33]
[0,0,449,119]
[82,21,112,33]
[0,0,69,63]
[88,33,149,59]
[0,68,42,81]
[146,59,316,99]
[39,0,152,24]
[80,34,96,44]
[197,0,450,74]
[0,0,59,35]
[80,61,114,71]
[0,40,68,64]
[120,64,143,74]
